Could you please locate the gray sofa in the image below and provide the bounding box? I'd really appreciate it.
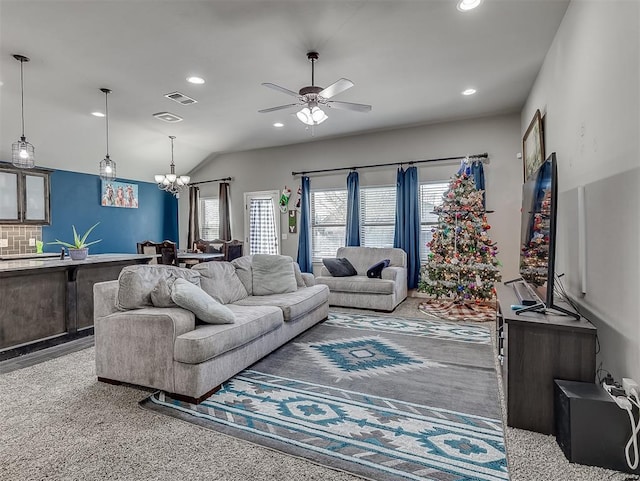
[94,255,329,403]
[316,246,407,311]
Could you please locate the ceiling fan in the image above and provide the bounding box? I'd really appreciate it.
[259,51,372,126]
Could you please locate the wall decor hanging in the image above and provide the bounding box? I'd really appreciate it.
[101,180,138,208]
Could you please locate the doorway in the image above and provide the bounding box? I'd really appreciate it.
[243,190,280,255]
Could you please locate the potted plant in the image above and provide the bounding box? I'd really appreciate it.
[48,222,101,260]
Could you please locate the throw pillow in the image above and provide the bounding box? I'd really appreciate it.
[170,278,235,324]
[323,257,357,277]
[117,265,201,310]
[252,254,298,296]
[150,277,177,307]
[293,262,306,288]
[192,262,248,304]
[366,259,391,279]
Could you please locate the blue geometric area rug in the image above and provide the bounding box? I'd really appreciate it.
[140,312,508,481]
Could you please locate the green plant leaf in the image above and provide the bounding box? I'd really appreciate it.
[46,222,101,249]
[79,222,100,247]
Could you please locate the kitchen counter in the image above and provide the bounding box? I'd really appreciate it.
[0,253,155,359]
[0,253,155,275]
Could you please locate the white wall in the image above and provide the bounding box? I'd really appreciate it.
[522,0,640,381]
[180,113,523,280]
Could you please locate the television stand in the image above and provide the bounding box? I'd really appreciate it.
[504,277,580,320]
[495,284,597,434]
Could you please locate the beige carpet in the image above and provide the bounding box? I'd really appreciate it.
[0,310,636,481]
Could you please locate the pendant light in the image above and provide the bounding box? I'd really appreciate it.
[155,136,190,197]
[11,54,35,168]
[99,88,116,181]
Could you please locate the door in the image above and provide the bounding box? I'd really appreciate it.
[244,190,280,255]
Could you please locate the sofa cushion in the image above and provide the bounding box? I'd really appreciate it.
[150,277,176,308]
[171,279,235,324]
[316,275,395,295]
[252,254,297,296]
[174,304,283,364]
[367,259,391,279]
[192,261,248,305]
[233,284,329,321]
[117,265,201,310]
[231,255,253,295]
[293,262,306,288]
[322,257,357,277]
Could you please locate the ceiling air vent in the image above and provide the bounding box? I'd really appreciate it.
[152,112,183,123]
[164,91,198,105]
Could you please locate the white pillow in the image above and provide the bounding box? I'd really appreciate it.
[170,278,235,324]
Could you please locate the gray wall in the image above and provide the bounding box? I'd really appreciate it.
[181,112,522,280]
[522,0,640,381]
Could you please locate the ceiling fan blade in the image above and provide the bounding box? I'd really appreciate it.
[262,82,300,98]
[326,100,372,112]
[319,78,354,99]
[258,103,299,113]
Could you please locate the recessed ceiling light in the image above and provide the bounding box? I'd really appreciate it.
[462,88,477,96]
[457,0,482,12]
[187,76,205,85]
[92,111,105,117]
[273,122,284,128]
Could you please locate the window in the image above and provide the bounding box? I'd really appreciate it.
[311,189,347,260]
[200,197,220,240]
[359,186,396,248]
[419,182,449,261]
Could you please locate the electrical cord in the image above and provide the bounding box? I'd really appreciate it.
[625,390,640,470]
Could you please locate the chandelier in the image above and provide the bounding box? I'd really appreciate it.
[11,54,35,168]
[99,88,116,181]
[155,136,190,197]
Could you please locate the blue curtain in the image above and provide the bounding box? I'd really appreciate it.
[458,159,486,208]
[393,166,421,289]
[345,171,361,246]
[297,176,313,273]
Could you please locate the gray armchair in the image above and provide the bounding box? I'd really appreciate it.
[315,246,408,311]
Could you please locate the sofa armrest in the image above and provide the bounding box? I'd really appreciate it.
[301,272,316,287]
[94,280,119,321]
[381,266,405,281]
[95,307,196,392]
[319,266,331,277]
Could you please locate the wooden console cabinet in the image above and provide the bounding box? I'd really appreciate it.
[496,284,597,434]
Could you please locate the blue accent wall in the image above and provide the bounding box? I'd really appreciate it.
[42,170,178,254]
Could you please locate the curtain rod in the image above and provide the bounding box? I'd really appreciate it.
[190,176,233,186]
[291,152,488,177]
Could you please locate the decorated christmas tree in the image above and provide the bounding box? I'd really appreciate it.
[418,172,501,302]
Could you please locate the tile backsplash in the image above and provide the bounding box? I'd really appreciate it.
[0,225,42,255]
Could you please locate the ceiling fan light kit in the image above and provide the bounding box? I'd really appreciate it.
[11,54,36,169]
[259,51,371,127]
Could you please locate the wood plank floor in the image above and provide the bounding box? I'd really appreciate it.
[0,336,94,374]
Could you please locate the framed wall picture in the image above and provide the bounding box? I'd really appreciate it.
[522,109,545,181]
[101,180,139,208]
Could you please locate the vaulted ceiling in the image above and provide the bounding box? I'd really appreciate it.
[0,0,569,181]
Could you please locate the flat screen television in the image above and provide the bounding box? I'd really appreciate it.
[516,152,578,318]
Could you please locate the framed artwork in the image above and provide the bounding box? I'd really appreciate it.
[101,180,139,208]
[522,109,545,181]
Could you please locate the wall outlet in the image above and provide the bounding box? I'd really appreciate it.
[282,233,288,240]
[29,238,36,246]
[0,239,8,248]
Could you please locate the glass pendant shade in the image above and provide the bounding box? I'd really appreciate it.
[100,155,116,181]
[12,136,35,168]
[155,136,189,197]
[99,88,116,180]
[11,54,35,168]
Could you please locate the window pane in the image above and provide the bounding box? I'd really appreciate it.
[359,186,396,248]
[200,198,220,240]
[311,190,348,260]
[419,182,449,261]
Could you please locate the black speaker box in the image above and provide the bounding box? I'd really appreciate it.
[554,380,640,474]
